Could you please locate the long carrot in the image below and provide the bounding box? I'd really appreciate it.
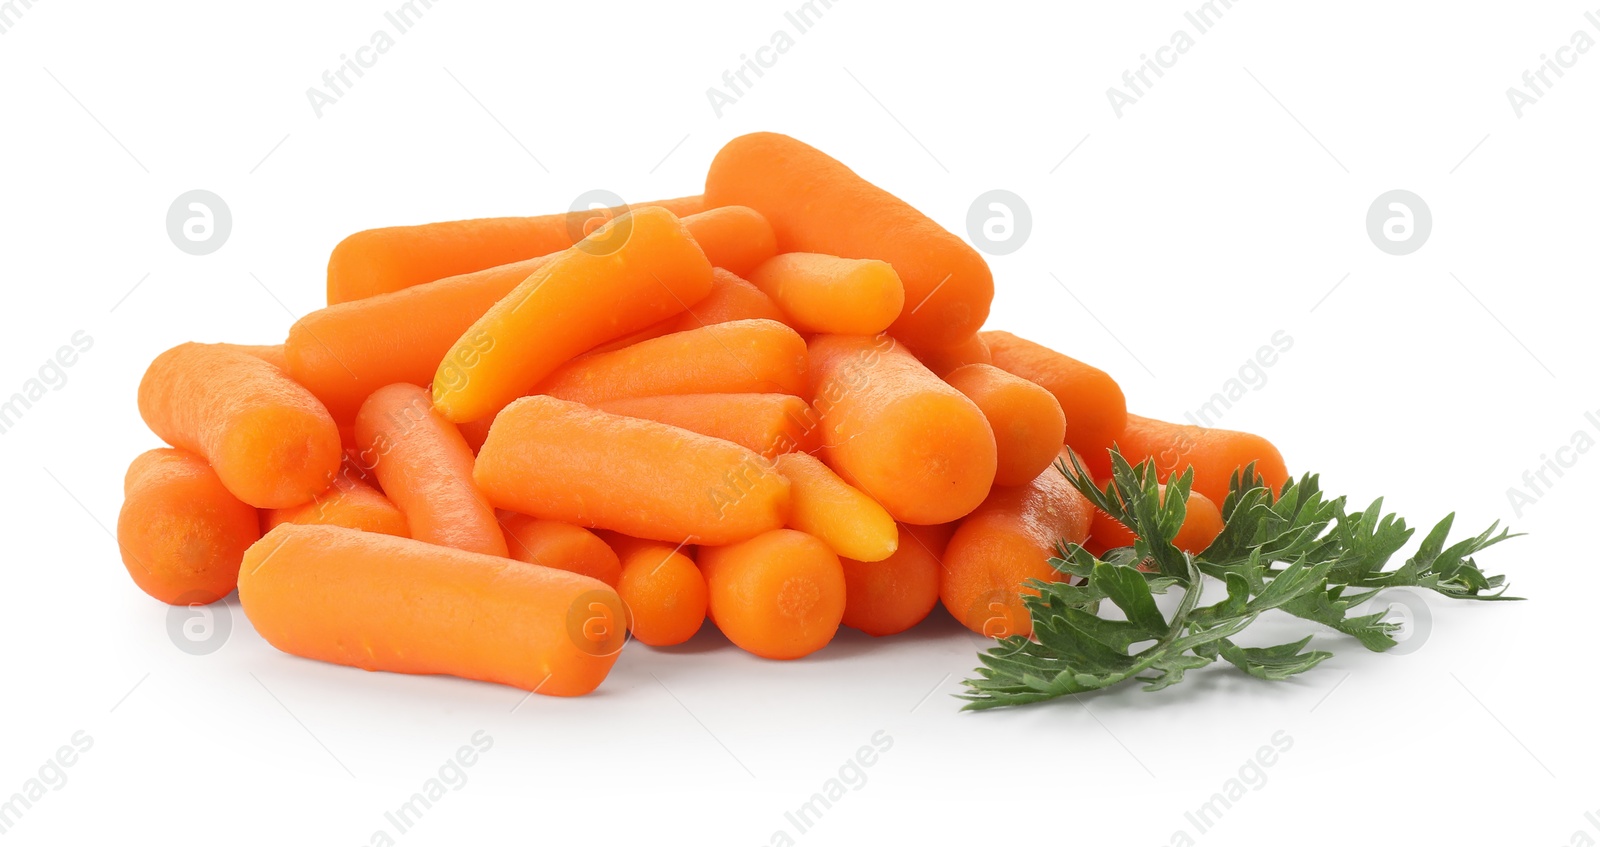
[601,532,707,647]
[705,132,992,348]
[138,342,342,508]
[117,448,260,605]
[354,383,507,556]
[681,205,777,276]
[840,522,952,637]
[501,513,622,587]
[772,452,898,562]
[326,195,705,304]
[238,524,626,695]
[943,363,1067,487]
[699,528,845,660]
[1112,413,1289,504]
[474,395,790,545]
[433,206,716,422]
[745,253,905,335]
[538,319,807,406]
[1085,483,1224,557]
[595,393,818,459]
[808,334,996,525]
[981,330,1127,478]
[589,268,787,355]
[262,472,408,538]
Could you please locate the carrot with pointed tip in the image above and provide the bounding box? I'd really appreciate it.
[262,471,408,538]
[944,363,1067,487]
[699,528,846,660]
[117,448,260,605]
[745,253,905,335]
[772,452,898,562]
[1112,413,1289,505]
[538,319,807,406]
[594,393,818,459]
[841,522,952,637]
[501,513,622,587]
[601,532,707,647]
[981,330,1127,478]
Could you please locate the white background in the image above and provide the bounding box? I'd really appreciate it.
[1,1,1594,844]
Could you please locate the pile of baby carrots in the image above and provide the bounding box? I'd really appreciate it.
[117,132,1289,697]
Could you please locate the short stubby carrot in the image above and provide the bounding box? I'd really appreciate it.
[475,396,790,545]
[808,334,996,525]
[681,205,777,276]
[501,514,623,587]
[940,458,1094,639]
[433,206,716,422]
[1084,483,1224,557]
[538,319,807,406]
[238,524,627,695]
[595,393,819,459]
[909,333,991,377]
[704,132,992,348]
[138,342,342,508]
[1113,413,1290,504]
[325,195,704,304]
[840,522,952,637]
[773,452,898,562]
[262,472,409,538]
[699,529,846,660]
[746,253,906,335]
[591,269,789,354]
[944,363,1067,487]
[117,448,260,605]
[982,330,1127,478]
[355,383,507,557]
[603,532,707,647]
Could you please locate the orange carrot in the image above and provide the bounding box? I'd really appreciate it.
[433,207,716,422]
[326,195,705,304]
[475,395,789,545]
[772,452,898,562]
[589,268,788,355]
[1112,413,1289,504]
[138,342,342,508]
[981,330,1127,478]
[501,513,622,587]
[457,415,493,454]
[594,393,819,459]
[940,457,1094,639]
[808,334,996,525]
[117,448,260,605]
[943,363,1067,487]
[1084,483,1224,557]
[681,205,777,276]
[699,528,845,660]
[705,132,992,348]
[262,472,408,538]
[840,522,952,637]
[909,333,991,377]
[223,343,289,371]
[355,383,507,556]
[602,532,707,647]
[238,524,626,695]
[745,253,905,335]
[538,319,807,406]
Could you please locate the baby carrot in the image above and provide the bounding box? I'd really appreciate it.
[223,343,289,371]
[745,253,906,335]
[590,268,788,354]
[355,383,507,557]
[939,457,1094,639]
[704,132,992,348]
[682,205,777,276]
[138,342,342,508]
[501,513,622,587]
[909,333,991,377]
[475,395,790,545]
[239,524,626,695]
[699,528,846,660]
[772,452,898,562]
[1113,413,1289,504]
[117,448,260,605]
[1084,483,1224,557]
[262,472,408,538]
[433,206,716,423]
[808,334,996,525]
[538,319,807,406]
[602,532,707,647]
[840,522,952,637]
[325,195,704,304]
[594,393,819,459]
[981,330,1127,478]
[943,363,1067,487]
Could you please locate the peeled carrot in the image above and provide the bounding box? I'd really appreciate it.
[841,522,952,637]
[943,363,1067,487]
[355,383,506,556]
[681,205,777,276]
[595,393,818,459]
[982,330,1127,478]
[705,132,992,348]
[772,452,898,562]
[699,529,846,660]
[590,268,788,355]
[262,472,408,538]
[138,342,342,508]
[745,253,906,335]
[909,333,991,377]
[940,456,1094,639]
[602,533,707,647]
[224,343,289,371]
[433,207,716,422]
[1113,413,1289,504]
[808,334,996,525]
[1085,483,1224,557]
[501,513,622,587]
[475,395,790,545]
[538,319,807,406]
[326,195,705,304]
[239,524,626,695]
[117,448,260,605]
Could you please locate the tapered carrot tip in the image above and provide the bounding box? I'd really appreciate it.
[604,533,707,647]
[117,448,260,605]
[239,524,627,695]
[1084,484,1224,557]
[841,522,951,637]
[773,452,899,562]
[700,529,846,660]
[138,342,342,508]
[502,514,623,588]
[944,363,1067,487]
[746,252,906,335]
[1113,413,1289,505]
